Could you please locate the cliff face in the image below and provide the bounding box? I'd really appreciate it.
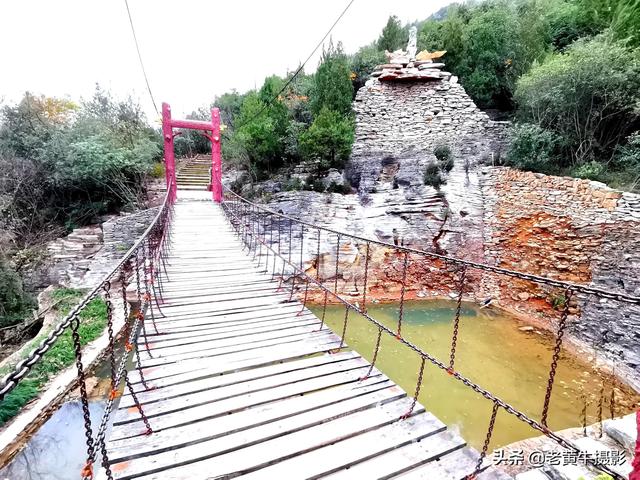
[260,72,640,385]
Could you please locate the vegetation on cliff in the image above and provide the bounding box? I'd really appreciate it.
[0,88,161,325]
[415,0,640,190]
[213,0,638,192]
[0,288,107,425]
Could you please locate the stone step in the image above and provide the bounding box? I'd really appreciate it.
[176,185,209,190]
[66,233,101,242]
[542,463,598,480]
[572,436,632,479]
[515,470,550,480]
[604,413,637,453]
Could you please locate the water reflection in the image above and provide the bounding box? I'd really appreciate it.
[0,401,105,480]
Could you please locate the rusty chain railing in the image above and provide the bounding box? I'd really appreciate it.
[221,185,639,480]
[0,184,175,480]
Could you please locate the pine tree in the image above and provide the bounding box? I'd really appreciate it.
[377,15,408,52]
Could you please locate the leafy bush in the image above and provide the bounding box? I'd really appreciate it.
[235,89,288,179]
[0,288,106,425]
[424,162,446,190]
[299,107,354,171]
[434,145,454,171]
[350,44,386,91]
[377,15,409,52]
[515,35,640,166]
[506,123,562,172]
[150,162,165,179]
[0,257,34,328]
[283,178,303,191]
[327,180,352,194]
[612,132,640,191]
[572,161,606,180]
[0,88,161,241]
[312,41,354,117]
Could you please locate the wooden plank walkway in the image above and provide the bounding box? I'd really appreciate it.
[102,198,511,480]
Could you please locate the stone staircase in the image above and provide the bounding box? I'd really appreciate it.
[176,155,211,190]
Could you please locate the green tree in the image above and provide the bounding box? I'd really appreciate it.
[515,34,640,165]
[0,87,160,239]
[312,42,354,117]
[459,3,526,108]
[0,257,34,328]
[236,92,286,177]
[377,15,408,52]
[350,44,386,91]
[299,107,354,170]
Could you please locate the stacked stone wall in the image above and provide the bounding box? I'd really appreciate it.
[480,167,640,381]
[102,207,160,258]
[352,77,507,157]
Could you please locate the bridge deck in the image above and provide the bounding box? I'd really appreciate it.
[102,199,509,480]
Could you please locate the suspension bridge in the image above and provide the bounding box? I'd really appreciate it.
[0,103,637,480]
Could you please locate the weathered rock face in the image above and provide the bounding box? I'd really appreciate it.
[35,207,160,290]
[480,168,640,382]
[254,66,640,386]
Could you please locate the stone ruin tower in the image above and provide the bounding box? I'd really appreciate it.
[348,27,507,193]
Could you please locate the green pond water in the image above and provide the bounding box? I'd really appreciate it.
[313,300,640,450]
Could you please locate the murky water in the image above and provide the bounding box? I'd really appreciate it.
[2,301,638,479]
[313,300,640,450]
[0,400,106,480]
[0,365,115,480]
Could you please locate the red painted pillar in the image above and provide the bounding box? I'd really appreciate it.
[162,102,177,202]
[631,409,640,480]
[211,107,222,203]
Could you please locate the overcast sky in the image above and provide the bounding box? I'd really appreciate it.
[0,0,450,123]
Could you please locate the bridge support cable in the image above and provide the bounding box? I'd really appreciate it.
[220,185,638,480]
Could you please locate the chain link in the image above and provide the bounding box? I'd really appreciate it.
[467,402,500,479]
[361,327,383,380]
[396,252,409,339]
[449,265,467,371]
[541,288,573,426]
[401,356,426,419]
[218,188,625,480]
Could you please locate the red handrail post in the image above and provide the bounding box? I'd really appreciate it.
[162,102,177,202]
[211,107,222,203]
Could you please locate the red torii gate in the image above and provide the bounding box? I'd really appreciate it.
[161,102,222,202]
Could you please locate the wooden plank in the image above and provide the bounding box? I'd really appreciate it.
[127,337,342,387]
[238,413,454,480]
[390,447,491,479]
[137,329,341,368]
[118,351,360,408]
[109,365,379,440]
[108,377,393,461]
[124,397,425,480]
[150,296,294,320]
[320,430,466,480]
[137,318,321,349]
[149,302,306,327]
[143,309,314,335]
[115,356,370,423]
[139,323,330,355]
[138,313,318,342]
[155,288,287,309]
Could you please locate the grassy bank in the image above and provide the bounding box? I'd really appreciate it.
[0,288,107,426]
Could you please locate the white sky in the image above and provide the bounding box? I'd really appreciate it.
[0,0,450,124]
